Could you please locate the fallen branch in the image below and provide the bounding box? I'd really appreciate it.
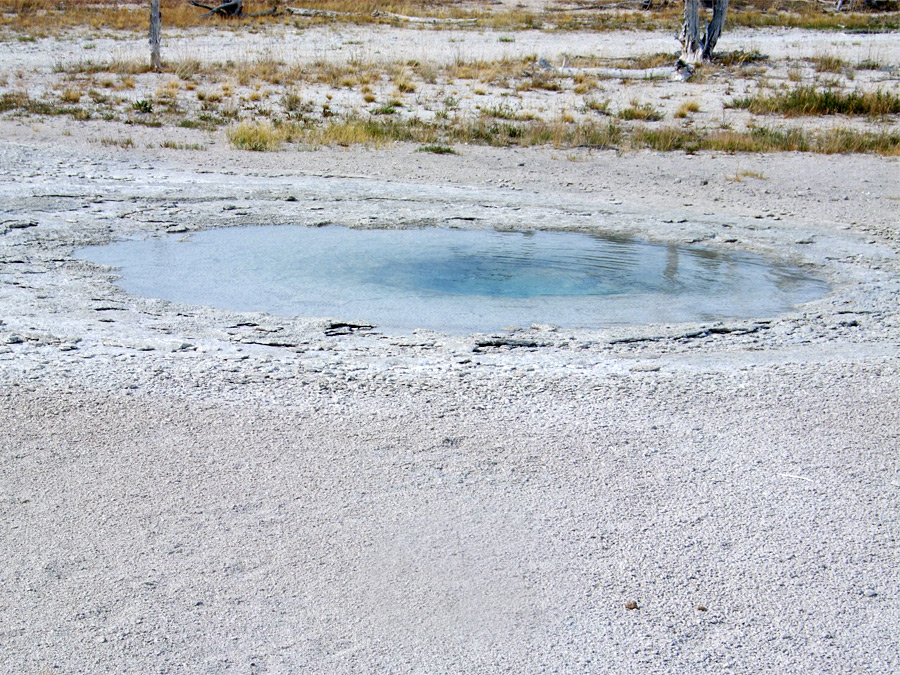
[190,0,241,17]
[285,6,346,17]
[191,0,282,18]
[372,10,478,25]
[547,1,647,9]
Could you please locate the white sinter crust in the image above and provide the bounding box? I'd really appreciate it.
[0,22,899,674]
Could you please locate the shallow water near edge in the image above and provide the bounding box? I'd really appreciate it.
[77,225,828,334]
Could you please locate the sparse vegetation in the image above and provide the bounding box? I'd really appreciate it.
[59,89,82,103]
[1,1,898,158]
[726,168,767,181]
[417,144,457,154]
[812,53,849,73]
[584,98,611,115]
[675,100,701,118]
[856,57,888,71]
[132,99,153,114]
[0,0,897,39]
[371,101,401,115]
[618,100,664,122]
[226,119,284,151]
[160,140,206,150]
[98,136,134,148]
[629,125,900,155]
[729,87,900,117]
[714,49,769,68]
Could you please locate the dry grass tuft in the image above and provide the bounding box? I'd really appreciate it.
[617,99,664,121]
[226,119,284,151]
[98,136,134,149]
[59,88,82,103]
[811,53,848,74]
[674,100,701,118]
[726,168,767,181]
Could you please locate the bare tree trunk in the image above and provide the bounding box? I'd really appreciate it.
[702,0,729,60]
[680,0,702,64]
[679,0,729,64]
[150,0,161,72]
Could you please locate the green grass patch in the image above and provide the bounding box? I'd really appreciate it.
[728,87,900,117]
[371,102,401,115]
[629,124,900,155]
[260,112,900,155]
[417,144,458,154]
[713,49,769,67]
[131,99,153,114]
[0,91,90,118]
[812,53,848,73]
[98,137,134,148]
[617,100,664,122]
[160,140,206,150]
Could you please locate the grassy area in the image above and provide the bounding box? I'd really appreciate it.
[0,0,897,35]
[5,75,899,156]
[217,114,900,155]
[226,118,284,150]
[3,3,898,156]
[629,124,900,154]
[729,87,900,117]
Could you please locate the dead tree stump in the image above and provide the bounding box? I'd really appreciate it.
[679,0,729,64]
[150,0,162,72]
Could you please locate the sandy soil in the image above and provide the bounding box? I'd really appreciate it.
[1,19,900,674]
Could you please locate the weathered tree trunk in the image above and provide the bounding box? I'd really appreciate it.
[149,0,162,72]
[537,58,690,81]
[680,0,702,64]
[679,0,729,64]
[702,0,729,60]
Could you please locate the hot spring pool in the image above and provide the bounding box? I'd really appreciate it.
[76,225,828,333]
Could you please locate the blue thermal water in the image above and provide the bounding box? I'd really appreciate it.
[76,225,828,333]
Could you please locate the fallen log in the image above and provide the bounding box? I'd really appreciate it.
[536,57,693,81]
[372,10,478,25]
[284,6,346,17]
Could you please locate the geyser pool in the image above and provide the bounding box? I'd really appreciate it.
[77,225,828,333]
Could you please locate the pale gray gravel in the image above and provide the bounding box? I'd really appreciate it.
[1,119,899,673]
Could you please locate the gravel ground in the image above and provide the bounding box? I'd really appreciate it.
[1,23,900,672]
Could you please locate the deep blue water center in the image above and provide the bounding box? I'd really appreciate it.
[77,225,828,333]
